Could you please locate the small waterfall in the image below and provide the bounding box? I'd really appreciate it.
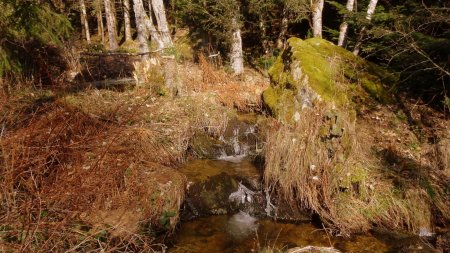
[216,120,258,162]
[229,182,255,205]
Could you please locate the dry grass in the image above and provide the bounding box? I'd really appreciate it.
[183,54,268,112]
[0,99,188,251]
[263,102,437,235]
[0,74,241,251]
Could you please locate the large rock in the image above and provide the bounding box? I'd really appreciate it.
[182,172,266,219]
[263,37,396,123]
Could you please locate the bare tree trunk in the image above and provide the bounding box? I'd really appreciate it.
[143,10,164,49]
[80,0,91,44]
[259,19,268,54]
[230,17,244,75]
[111,0,118,36]
[337,0,355,47]
[312,0,324,38]
[133,0,150,58]
[366,0,379,20]
[353,0,378,55]
[277,6,288,50]
[133,0,164,49]
[151,0,173,48]
[104,0,118,50]
[96,0,105,43]
[123,0,132,41]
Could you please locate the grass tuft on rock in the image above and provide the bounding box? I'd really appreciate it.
[263,102,436,235]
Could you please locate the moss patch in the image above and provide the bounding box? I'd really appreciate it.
[263,37,397,122]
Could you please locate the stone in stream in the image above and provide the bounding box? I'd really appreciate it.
[181,172,266,220]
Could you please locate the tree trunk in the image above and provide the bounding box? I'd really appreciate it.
[312,0,324,38]
[365,0,379,20]
[259,19,268,54]
[151,0,173,48]
[276,6,288,50]
[104,0,118,50]
[123,0,132,41]
[133,0,150,57]
[230,17,244,75]
[80,0,91,44]
[143,9,164,49]
[337,0,355,47]
[353,0,378,55]
[96,1,105,43]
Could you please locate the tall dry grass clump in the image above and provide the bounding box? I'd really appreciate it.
[264,103,434,235]
[0,99,187,251]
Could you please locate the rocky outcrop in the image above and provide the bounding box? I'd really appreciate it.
[261,37,450,236]
[263,37,395,123]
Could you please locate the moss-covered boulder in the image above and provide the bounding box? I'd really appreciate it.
[263,37,396,123]
[262,37,450,236]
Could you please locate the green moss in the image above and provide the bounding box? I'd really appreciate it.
[290,38,336,101]
[262,86,279,115]
[263,37,398,122]
[268,56,292,90]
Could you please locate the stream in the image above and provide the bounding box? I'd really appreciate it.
[167,115,437,253]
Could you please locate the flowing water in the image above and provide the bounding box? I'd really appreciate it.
[173,157,384,253]
[168,214,392,253]
[169,115,435,253]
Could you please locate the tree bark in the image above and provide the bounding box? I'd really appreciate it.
[151,0,173,48]
[337,0,355,47]
[276,6,288,50]
[230,17,244,75]
[365,0,379,20]
[96,0,105,43]
[353,0,378,55]
[133,0,150,57]
[259,19,268,54]
[143,8,164,49]
[80,0,91,44]
[123,0,132,41]
[312,0,324,38]
[104,0,118,50]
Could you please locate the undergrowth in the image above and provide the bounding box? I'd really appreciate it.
[263,103,437,235]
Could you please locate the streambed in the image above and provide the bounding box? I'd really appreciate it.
[170,158,435,253]
[168,214,391,253]
[168,115,437,253]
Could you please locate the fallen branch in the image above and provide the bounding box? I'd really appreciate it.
[80,48,164,57]
[79,78,137,89]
